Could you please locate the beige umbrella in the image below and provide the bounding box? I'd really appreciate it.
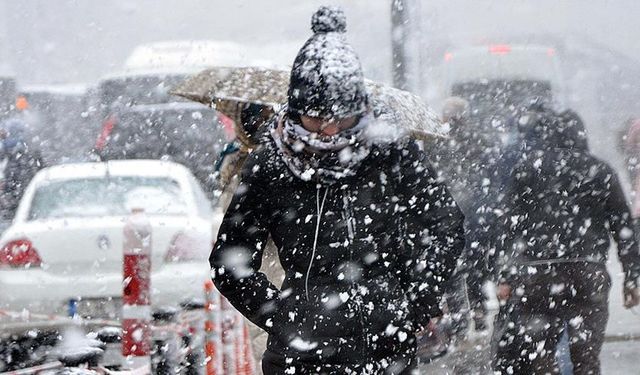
[365,81,445,141]
[170,66,447,144]
[171,66,288,148]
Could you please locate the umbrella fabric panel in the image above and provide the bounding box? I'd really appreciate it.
[171,66,447,141]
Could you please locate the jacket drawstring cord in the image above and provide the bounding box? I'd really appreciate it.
[305,185,329,301]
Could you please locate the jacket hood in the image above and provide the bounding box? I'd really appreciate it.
[525,108,588,152]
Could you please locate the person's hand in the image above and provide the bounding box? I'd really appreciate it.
[624,287,640,309]
[415,326,428,337]
[497,283,512,301]
[415,317,438,336]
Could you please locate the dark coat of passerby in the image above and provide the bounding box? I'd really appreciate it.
[622,117,640,183]
[0,118,44,220]
[215,102,273,211]
[210,6,465,374]
[436,97,492,333]
[492,108,640,374]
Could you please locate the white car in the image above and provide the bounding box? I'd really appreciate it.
[0,160,219,318]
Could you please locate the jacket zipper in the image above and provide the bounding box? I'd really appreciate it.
[342,190,369,361]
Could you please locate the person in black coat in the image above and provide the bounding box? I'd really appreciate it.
[436,97,494,334]
[491,107,640,374]
[210,6,465,375]
[0,118,44,220]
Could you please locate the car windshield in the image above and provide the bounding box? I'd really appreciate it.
[28,176,188,220]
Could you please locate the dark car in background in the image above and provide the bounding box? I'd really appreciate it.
[89,69,233,197]
[443,44,565,131]
[19,84,92,164]
[0,75,16,121]
[95,71,190,109]
[94,102,229,198]
[87,70,196,133]
[441,44,566,168]
[90,70,193,129]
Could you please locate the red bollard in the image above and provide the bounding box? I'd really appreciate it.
[234,320,255,375]
[122,208,152,372]
[204,280,223,375]
[221,298,237,374]
[234,315,244,374]
[242,323,256,375]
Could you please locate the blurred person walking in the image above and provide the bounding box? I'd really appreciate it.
[621,117,640,225]
[211,6,465,374]
[621,117,640,183]
[214,102,274,211]
[491,107,640,374]
[436,97,492,334]
[0,117,44,221]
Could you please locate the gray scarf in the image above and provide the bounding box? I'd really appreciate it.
[271,112,372,183]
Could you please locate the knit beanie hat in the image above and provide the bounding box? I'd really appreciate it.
[287,6,368,120]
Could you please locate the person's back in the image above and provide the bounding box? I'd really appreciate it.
[493,108,640,374]
[510,148,625,262]
[502,110,635,267]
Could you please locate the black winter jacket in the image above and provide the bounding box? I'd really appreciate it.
[210,139,465,369]
[1,145,44,220]
[498,142,640,288]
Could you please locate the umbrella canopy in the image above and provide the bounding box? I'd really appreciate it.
[365,81,445,141]
[170,66,446,142]
[171,66,288,148]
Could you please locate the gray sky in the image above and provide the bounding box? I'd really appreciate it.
[1,0,639,176]
[1,1,638,86]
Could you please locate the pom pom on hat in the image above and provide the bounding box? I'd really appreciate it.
[311,6,347,34]
[288,5,367,120]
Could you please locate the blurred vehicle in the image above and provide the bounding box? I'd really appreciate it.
[18,84,92,163]
[0,75,16,121]
[0,160,219,318]
[442,44,566,140]
[88,40,274,196]
[94,102,230,197]
[97,40,267,117]
[124,40,268,71]
[436,43,568,193]
[96,39,276,116]
[93,69,193,120]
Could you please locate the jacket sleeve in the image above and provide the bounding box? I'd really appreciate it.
[395,141,466,328]
[209,152,280,332]
[605,169,640,289]
[493,163,530,285]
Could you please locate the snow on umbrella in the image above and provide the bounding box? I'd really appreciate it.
[170,66,447,142]
[170,66,287,148]
[366,81,445,141]
[170,66,287,121]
